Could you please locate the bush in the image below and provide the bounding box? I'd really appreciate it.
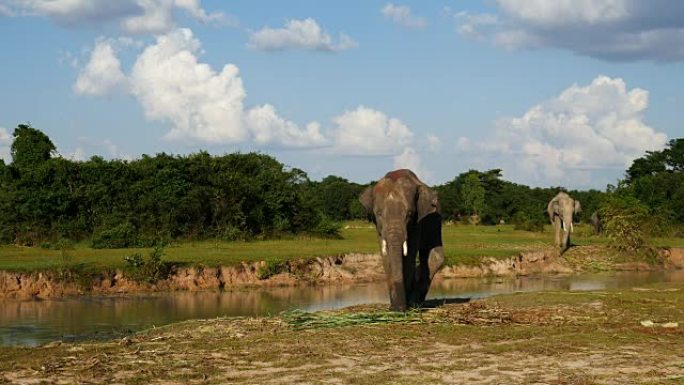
[92,222,138,249]
[123,246,170,283]
[256,260,287,280]
[311,217,342,238]
[512,212,545,232]
[599,195,650,251]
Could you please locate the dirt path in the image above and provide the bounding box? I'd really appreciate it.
[2,282,683,384]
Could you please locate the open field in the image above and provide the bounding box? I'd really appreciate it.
[1,281,683,384]
[1,223,682,273]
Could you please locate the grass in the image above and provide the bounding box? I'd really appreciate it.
[0,222,678,273]
[2,282,683,384]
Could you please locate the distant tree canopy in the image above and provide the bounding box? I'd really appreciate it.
[11,124,56,169]
[0,125,339,246]
[0,124,680,246]
[622,138,684,225]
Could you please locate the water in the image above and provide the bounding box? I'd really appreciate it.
[1,270,683,347]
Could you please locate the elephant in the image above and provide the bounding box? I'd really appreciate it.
[590,211,603,235]
[359,169,445,311]
[547,192,581,253]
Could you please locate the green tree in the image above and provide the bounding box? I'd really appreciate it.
[461,172,485,217]
[11,124,56,169]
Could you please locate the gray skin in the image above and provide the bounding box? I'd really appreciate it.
[359,169,445,311]
[590,211,603,235]
[547,192,581,253]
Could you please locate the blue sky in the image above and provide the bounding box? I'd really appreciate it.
[0,0,682,188]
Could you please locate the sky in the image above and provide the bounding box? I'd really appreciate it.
[0,0,682,189]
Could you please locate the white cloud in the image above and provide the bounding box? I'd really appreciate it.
[248,18,357,52]
[3,0,234,34]
[426,134,441,152]
[457,0,684,61]
[245,104,327,148]
[0,127,11,163]
[329,106,413,156]
[459,76,668,187]
[497,0,628,26]
[393,147,432,183]
[381,3,427,28]
[0,3,13,16]
[129,28,326,147]
[74,39,128,96]
[130,28,248,143]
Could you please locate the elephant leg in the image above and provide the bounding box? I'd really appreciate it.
[402,252,415,307]
[553,218,561,248]
[412,246,445,305]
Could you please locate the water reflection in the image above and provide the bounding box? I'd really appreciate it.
[1,271,683,346]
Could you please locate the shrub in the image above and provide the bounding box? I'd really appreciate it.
[512,212,545,232]
[92,222,138,249]
[256,260,287,280]
[123,246,170,283]
[311,217,342,238]
[599,195,650,251]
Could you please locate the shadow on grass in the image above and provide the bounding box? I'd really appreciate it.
[418,297,471,309]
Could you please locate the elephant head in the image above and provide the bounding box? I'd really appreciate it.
[360,169,444,311]
[547,192,581,252]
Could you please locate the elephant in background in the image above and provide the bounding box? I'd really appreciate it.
[547,192,581,253]
[590,211,603,235]
[359,169,445,311]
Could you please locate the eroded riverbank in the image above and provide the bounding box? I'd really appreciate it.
[1,246,683,300]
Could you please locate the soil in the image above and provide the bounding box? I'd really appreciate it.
[1,247,682,300]
[1,282,683,384]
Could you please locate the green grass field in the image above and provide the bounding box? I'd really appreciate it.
[0,222,681,272]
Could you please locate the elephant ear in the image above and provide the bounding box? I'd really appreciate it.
[547,198,559,221]
[574,200,582,214]
[359,186,374,213]
[417,185,439,222]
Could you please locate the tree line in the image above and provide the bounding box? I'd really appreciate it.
[0,124,681,247]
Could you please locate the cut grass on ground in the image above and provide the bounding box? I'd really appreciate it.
[0,223,679,273]
[2,281,683,384]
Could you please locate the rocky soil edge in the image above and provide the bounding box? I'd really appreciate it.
[1,247,683,300]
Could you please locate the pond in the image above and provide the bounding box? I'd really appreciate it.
[2,270,683,346]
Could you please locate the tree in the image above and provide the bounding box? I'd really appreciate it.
[461,172,485,217]
[11,124,56,169]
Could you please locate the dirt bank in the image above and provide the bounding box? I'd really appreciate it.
[1,247,682,300]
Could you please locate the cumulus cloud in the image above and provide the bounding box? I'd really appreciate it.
[2,0,234,34]
[381,3,427,28]
[458,76,668,187]
[248,18,357,52]
[130,28,248,143]
[0,127,11,162]
[456,0,684,61]
[245,104,327,148]
[74,39,128,96]
[329,106,413,156]
[129,28,325,147]
[394,147,432,182]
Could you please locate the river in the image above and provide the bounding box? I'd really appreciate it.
[2,270,683,346]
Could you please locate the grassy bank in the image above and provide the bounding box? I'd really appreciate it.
[2,281,683,384]
[1,223,682,273]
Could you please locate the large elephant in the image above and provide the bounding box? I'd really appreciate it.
[359,169,445,311]
[547,192,581,253]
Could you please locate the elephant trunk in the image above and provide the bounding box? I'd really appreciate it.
[561,213,573,250]
[384,229,407,312]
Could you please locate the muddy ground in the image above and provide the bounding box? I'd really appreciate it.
[1,281,683,385]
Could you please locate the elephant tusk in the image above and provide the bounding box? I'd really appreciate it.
[570,222,574,233]
[381,239,387,256]
[562,220,567,232]
[403,241,408,257]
